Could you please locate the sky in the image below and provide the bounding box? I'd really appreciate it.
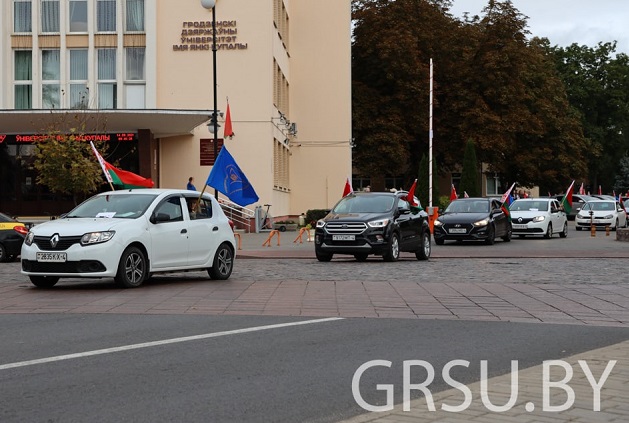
[449,0,629,54]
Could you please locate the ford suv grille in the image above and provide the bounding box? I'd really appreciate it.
[325,222,367,234]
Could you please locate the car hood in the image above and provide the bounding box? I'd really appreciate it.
[510,210,547,219]
[29,217,142,236]
[438,212,488,224]
[323,212,391,222]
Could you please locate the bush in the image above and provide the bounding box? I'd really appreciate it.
[305,209,330,227]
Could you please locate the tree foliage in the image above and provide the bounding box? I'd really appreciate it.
[459,140,480,197]
[32,113,109,204]
[352,0,592,194]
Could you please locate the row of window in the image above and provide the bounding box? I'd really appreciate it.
[14,47,145,109]
[14,0,144,34]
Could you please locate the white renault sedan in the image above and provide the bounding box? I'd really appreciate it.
[575,199,628,231]
[509,198,568,238]
[21,189,236,288]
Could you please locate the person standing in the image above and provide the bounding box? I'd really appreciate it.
[186,177,196,191]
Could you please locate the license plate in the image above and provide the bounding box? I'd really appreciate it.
[448,228,467,234]
[36,252,67,262]
[332,234,355,241]
[512,224,527,229]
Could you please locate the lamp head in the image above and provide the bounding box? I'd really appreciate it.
[201,0,216,9]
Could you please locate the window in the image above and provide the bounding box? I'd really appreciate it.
[154,197,183,223]
[14,50,33,109]
[97,0,116,32]
[41,0,59,33]
[69,0,87,32]
[14,0,32,33]
[69,49,88,109]
[126,0,145,32]
[125,47,145,108]
[273,139,289,190]
[98,48,117,108]
[42,50,60,109]
[485,173,502,196]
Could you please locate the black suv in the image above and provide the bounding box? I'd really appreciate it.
[314,191,431,262]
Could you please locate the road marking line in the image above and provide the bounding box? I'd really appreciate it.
[0,317,344,371]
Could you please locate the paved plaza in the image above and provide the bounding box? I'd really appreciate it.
[1,227,628,422]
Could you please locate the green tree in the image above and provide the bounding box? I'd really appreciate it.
[459,139,480,197]
[416,153,439,208]
[613,156,629,194]
[33,113,109,205]
[549,42,629,192]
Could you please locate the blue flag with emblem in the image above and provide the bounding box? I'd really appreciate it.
[206,146,259,207]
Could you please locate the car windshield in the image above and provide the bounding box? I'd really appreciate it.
[582,201,615,211]
[445,200,488,213]
[332,195,395,213]
[510,200,549,212]
[66,194,158,219]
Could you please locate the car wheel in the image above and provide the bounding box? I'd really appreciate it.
[114,246,147,288]
[415,230,431,261]
[383,232,400,262]
[544,223,553,239]
[354,253,368,262]
[0,243,7,263]
[484,225,495,245]
[435,238,445,245]
[502,224,512,242]
[29,275,60,288]
[316,250,333,262]
[208,242,234,280]
[559,221,568,238]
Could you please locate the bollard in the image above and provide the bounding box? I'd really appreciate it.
[591,224,596,237]
[293,227,309,244]
[262,230,281,247]
[233,232,242,250]
[606,225,611,236]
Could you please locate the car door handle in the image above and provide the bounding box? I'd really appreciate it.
[181,229,187,234]
[212,226,219,231]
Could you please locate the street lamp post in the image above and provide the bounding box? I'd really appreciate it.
[201,0,219,199]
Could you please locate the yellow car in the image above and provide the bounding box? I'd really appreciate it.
[0,212,28,262]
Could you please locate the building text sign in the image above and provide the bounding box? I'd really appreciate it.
[174,21,248,52]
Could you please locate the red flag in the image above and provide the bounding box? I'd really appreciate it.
[104,162,154,189]
[463,191,469,198]
[342,178,353,197]
[598,185,602,195]
[449,184,458,201]
[223,102,234,138]
[579,182,585,195]
[560,180,575,214]
[405,179,417,206]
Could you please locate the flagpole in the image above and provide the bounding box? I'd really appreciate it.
[89,141,115,191]
[428,58,433,208]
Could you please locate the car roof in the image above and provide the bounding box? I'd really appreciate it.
[96,189,208,196]
[514,197,552,201]
[452,197,489,201]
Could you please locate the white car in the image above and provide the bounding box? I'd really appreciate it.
[509,198,568,238]
[575,200,628,231]
[21,189,236,288]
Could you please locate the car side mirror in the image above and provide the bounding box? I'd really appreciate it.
[397,206,411,215]
[150,212,171,223]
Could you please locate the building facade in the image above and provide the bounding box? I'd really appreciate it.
[0,0,352,220]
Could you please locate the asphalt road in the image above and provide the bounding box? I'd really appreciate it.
[1,221,628,422]
[1,315,629,423]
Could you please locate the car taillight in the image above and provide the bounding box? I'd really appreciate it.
[13,225,28,236]
[228,219,235,232]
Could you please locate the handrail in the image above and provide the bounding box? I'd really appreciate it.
[219,199,255,233]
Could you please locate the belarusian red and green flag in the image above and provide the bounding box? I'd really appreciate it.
[90,141,154,189]
[499,182,516,220]
[560,180,575,214]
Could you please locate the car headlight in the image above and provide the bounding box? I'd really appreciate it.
[24,231,34,246]
[532,216,546,222]
[473,218,489,227]
[433,220,443,227]
[80,231,115,246]
[603,214,613,219]
[316,220,325,228]
[368,218,390,228]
